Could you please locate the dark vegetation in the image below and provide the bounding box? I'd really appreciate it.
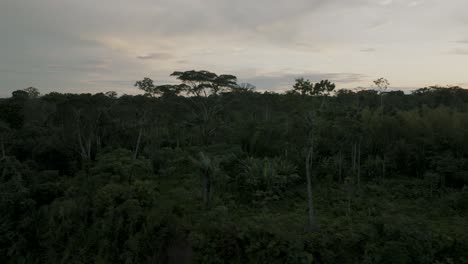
[1,71,467,263]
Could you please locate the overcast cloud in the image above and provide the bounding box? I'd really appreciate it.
[1,0,468,96]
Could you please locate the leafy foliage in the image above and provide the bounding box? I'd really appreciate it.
[1,80,468,263]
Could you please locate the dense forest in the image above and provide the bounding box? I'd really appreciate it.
[1,71,467,263]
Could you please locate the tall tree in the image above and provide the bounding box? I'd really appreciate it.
[373,77,390,110]
[304,112,316,230]
[171,70,237,96]
[171,70,238,145]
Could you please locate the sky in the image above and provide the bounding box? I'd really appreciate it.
[1,0,468,97]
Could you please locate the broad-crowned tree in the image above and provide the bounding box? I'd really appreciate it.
[170,70,237,96]
[170,70,238,145]
[135,77,186,97]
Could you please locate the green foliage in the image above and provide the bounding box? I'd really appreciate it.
[290,78,336,96]
[1,83,468,263]
[292,77,314,96]
[313,80,336,96]
[236,157,299,204]
[90,148,153,184]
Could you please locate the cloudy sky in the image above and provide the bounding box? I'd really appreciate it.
[1,0,468,96]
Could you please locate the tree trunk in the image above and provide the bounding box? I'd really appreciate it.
[96,135,102,153]
[86,139,92,160]
[357,142,361,189]
[351,143,357,173]
[347,186,352,217]
[338,149,343,182]
[380,94,383,110]
[77,129,86,159]
[306,146,315,229]
[133,125,143,160]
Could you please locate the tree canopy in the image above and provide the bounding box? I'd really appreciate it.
[1,77,467,263]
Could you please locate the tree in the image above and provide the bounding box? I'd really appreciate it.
[170,70,238,96]
[135,77,155,96]
[23,87,40,98]
[212,74,238,94]
[105,91,118,98]
[290,78,336,98]
[232,83,256,93]
[304,112,316,230]
[134,77,185,97]
[133,110,147,160]
[292,78,314,96]
[0,100,24,129]
[11,90,29,100]
[170,70,238,145]
[313,80,336,96]
[373,77,390,109]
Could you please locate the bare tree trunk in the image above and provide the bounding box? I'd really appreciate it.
[339,149,343,182]
[351,143,357,173]
[380,94,383,111]
[344,174,353,221]
[357,142,361,189]
[75,110,90,161]
[347,185,352,217]
[77,129,86,159]
[133,126,143,160]
[86,139,92,160]
[306,146,315,229]
[77,126,93,161]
